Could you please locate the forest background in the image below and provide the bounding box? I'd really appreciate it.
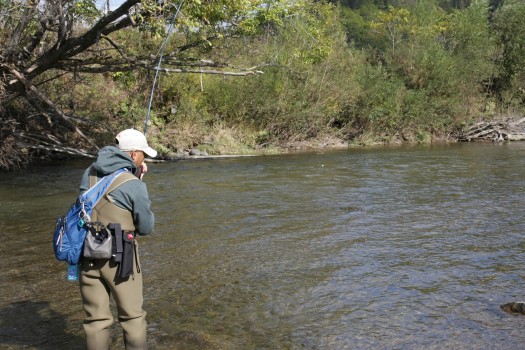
[1,0,524,170]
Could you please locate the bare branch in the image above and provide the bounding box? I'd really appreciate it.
[24,0,142,77]
[23,17,50,58]
[13,130,96,157]
[4,1,39,61]
[3,63,99,150]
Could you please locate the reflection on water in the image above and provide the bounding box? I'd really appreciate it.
[2,143,525,349]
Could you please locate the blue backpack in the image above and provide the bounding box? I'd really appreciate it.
[53,168,129,265]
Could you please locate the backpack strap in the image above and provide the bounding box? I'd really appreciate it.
[88,166,98,188]
[88,167,137,193]
[105,172,138,195]
[87,168,138,209]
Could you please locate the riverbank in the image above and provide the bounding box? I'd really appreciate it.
[156,116,525,161]
[26,131,457,167]
[7,118,520,170]
[152,127,454,162]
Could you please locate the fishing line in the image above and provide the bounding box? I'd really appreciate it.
[144,0,184,135]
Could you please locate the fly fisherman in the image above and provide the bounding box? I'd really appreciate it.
[78,129,156,349]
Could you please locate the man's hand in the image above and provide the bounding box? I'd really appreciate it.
[139,162,148,180]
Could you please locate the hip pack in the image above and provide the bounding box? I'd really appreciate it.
[82,222,136,279]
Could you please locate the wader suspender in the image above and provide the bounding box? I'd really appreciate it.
[88,167,138,192]
[88,168,137,231]
[88,168,142,276]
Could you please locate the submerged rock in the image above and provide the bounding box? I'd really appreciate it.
[501,302,525,315]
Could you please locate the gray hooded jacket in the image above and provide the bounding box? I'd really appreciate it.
[79,146,154,235]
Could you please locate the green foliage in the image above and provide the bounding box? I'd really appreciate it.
[112,71,136,88]
[370,6,411,55]
[7,0,525,161]
[83,0,511,148]
[196,5,358,144]
[491,0,525,109]
[339,3,386,48]
[70,0,101,22]
[357,0,495,131]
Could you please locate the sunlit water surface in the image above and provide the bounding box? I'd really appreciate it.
[1,143,525,349]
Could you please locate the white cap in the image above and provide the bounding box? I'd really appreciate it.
[115,129,157,158]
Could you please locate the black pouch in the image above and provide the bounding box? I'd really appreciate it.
[118,231,135,279]
[108,223,134,279]
[109,223,123,263]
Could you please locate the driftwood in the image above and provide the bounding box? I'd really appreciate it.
[14,131,96,158]
[458,117,525,142]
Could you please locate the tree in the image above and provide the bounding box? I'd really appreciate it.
[1,0,144,166]
[0,0,308,169]
[370,6,411,57]
[490,0,525,108]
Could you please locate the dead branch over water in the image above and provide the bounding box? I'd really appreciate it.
[457,117,525,142]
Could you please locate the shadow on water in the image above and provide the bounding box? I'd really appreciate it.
[0,300,84,349]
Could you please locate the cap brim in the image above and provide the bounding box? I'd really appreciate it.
[143,147,157,158]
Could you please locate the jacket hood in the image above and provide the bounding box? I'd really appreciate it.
[92,146,136,175]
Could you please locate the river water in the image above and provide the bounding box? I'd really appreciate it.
[1,143,525,349]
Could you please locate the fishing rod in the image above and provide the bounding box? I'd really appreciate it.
[144,0,185,135]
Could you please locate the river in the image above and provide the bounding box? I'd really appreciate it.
[1,143,525,349]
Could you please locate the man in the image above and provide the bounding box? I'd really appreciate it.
[78,128,156,350]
